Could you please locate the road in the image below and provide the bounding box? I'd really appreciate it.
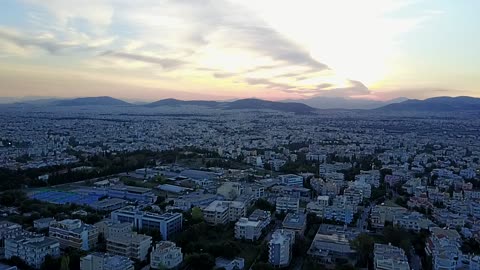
[357,204,373,231]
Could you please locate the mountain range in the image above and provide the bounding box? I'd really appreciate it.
[376,96,480,112]
[3,95,480,113]
[282,96,408,109]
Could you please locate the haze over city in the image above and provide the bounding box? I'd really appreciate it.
[1,0,479,101]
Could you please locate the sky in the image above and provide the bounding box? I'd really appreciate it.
[0,0,479,101]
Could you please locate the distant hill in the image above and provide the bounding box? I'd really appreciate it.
[224,98,315,113]
[144,98,219,108]
[145,98,315,113]
[376,96,480,112]
[283,96,407,109]
[52,96,131,106]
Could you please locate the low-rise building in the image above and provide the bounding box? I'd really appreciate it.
[279,174,304,187]
[107,232,152,261]
[90,198,128,211]
[202,201,246,225]
[282,213,306,235]
[374,243,410,270]
[275,197,299,213]
[33,218,55,230]
[235,210,271,241]
[150,241,183,269]
[426,227,462,270]
[111,206,182,240]
[307,226,357,267]
[215,257,245,270]
[49,219,98,251]
[80,252,134,270]
[5,235,60,269]
[393,211,434,232]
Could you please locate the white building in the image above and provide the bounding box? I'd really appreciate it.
[426,227,462,270]
[268,229,295,267]
[107,232,152,261]
[279,174,304,187]
[33,218,55,230]
[80,252,134,270]
[5,235,60,269]
[150,241,183,269]
[374,243,410,270]
[275,197,299,213]
[111,206,183,240]
[202,201,246,225]
[49,219,98,251]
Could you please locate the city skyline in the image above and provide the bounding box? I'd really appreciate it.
[1,0,479,101]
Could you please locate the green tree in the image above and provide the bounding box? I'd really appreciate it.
[60,255,70,270]
[192,207,204,221]
[185,253,215,270]
[351,233,374,267]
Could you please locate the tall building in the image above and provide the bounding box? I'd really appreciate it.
[5,235,60,269]
[268,229,295,267]
[150,241,183,269]
[111,206,182,240]
[107,232,152,261]
[202,201,246,225]
[80,252,134,270]
[49,219,98,251]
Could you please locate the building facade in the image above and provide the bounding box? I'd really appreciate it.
[111,207,182,240]
[150,241,183,269]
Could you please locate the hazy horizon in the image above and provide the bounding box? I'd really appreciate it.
[1,1,479,101]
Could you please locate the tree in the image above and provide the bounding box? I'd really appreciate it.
[60,256,70,270]
[41,255,61,270]
[254,198,275,213]
[185,253,215,270]
[191,207,204,221]
[252,262,274,270]
[351,233,374,267]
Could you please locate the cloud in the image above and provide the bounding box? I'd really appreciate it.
[319,80,371,97]
[100,51,186,69]
[0,27,113,55]
[244,78,294,90]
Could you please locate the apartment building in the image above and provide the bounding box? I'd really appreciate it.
[279,174,304,187]
[111,206,182,240]
[107,232,152,261]
[150,241,183,269]
[275,197,299,213]
[0,221,29,258]
[94,220,132,239]
[5,235,60,269]
[393,211,434,232]
[80,252,134,270]
[202,201,246,225]
[426,227,462,270]
[235,210,271,241]
[49,219,98,251]
[307,230,356,266]
[282,213,307,235]
[374,243,410,270]
[268,229,295,267]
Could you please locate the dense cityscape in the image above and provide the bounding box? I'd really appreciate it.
[0,102,479,270]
